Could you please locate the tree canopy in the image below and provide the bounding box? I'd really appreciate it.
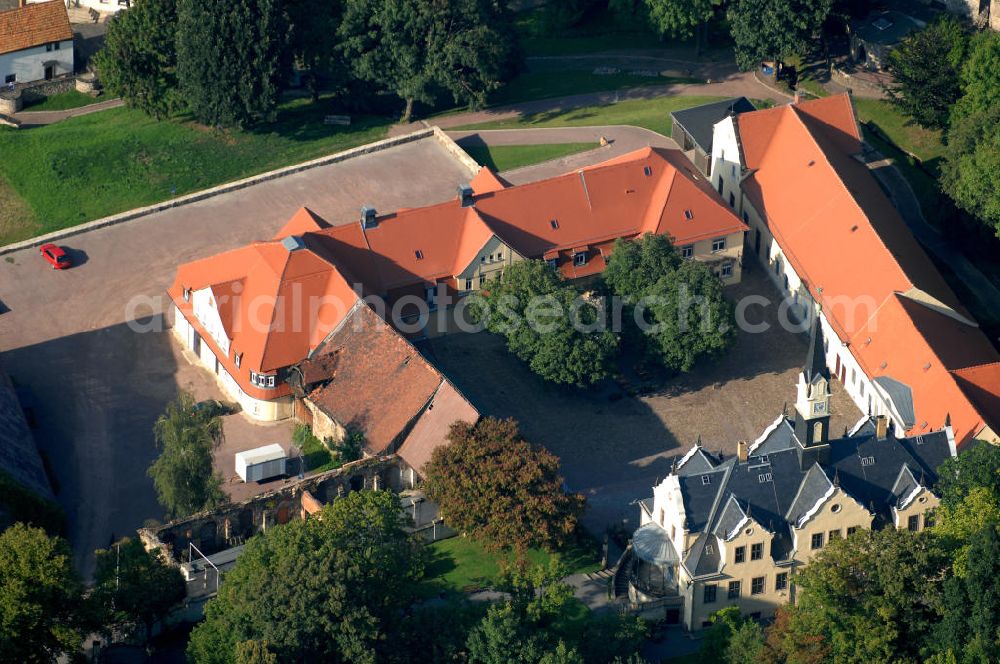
[89,537,186,643]
[0,524,84,664]
[423,417,585,552]
[469,259,618,387]
[187,490,423,664]
[94,0,180,119]
[147,391,226,519]
[176,0,288,128]
[727,0,832,70]
[886,17,968,130]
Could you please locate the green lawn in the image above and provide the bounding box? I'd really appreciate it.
[456,95,729,138]
[463,143,597,172]
[420,535,601,596]
[491,70,701,106]
[0,97,391,245]
[854,98,945,164]
[23,90,103,112]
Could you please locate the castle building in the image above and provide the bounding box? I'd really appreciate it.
[632,321,955,631]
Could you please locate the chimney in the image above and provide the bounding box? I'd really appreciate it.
[737,440,749,463]
[18,0,26,7]
[793,92,801,105]
[360,205,377,229]
[457,184,474,207]
[874,415,888,440]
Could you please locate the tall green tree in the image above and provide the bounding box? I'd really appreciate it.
[283,0,347,101]
[89,537,186,643]
[698,606,765,664]
[469,259,618,386]
[93,0,180,119]
[934,525,1000,663]
[602,234,682,302]
[423,418,585,552]
[0,524,84,664]
[176,0,288,128]
[147,391,226,519]
[727,0,832,71]
[643,0,715,53]
[886,17,968,130]
[935,440,1000,512]
[340,0,517,122]
[187,490,423,664]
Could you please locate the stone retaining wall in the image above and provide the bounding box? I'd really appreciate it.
[831,67,887,99]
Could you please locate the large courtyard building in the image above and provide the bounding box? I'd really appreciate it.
[631,321,955,631]
[709,93,1000,447]
[169,146,748,429]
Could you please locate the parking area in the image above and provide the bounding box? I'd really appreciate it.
[0,133,476,576]
[420,268,860,535]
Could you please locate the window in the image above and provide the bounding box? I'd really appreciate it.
[644,165,653,176]
[728,581,741,599]
[4,74,14,84]
[550,219,559,229]
[829,529,841,541]
[743,211,749,224]
[574,252,587,266]
[684,209,694,220]
[704,584,717,604]
[735,546,746,564]
[46,43,53,52]
[861,456,875,467]
[731,163,737,177]
[751,576,765,595]
[266,375,275,388]
[681,245,694,259]
[907,515,919,532]
[234,352,242,369]
[729,192,736,208]
[810,533,824,550]
[721,262,733,278]
[705,544,715,555]
[924,512,935,529]
[717,176,724,194]
[712,237,726,252]
[775,572,788,591]
[847,526,858,537]
[701,475,711,485]
[425,285,436,305]
[758,473,772,483]
[54,41,60,50]
[751,542,763,561]
[479,275,486,287]
[546,258,558,269]
[183,287,191,302]
[465,279,473,291]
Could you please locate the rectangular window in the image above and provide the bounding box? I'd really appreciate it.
[743,211,749,223]
[266,375,275,388]
[907,515,920,532]
[574,252,587,266]
[729,192,736,208]
[4,74,14,84]
[750,542,763,561]
[775,572,788,591]
[465,279,473,291]
[721,262,734,278]
[924,512,935,529]
[546,258,558,269]
[46,43,53,52]
[751,576,765,595]
[712,237,726,252]
[847,526,858,537]
[479,275,486,287]
[829,529,841,541]
[681,245,694,259]
[54,41,60,50]
[718,176,724,194]
[810,533,824,550]
[703,584,717,604]
[728,580,741,599]
[734,546,746,564]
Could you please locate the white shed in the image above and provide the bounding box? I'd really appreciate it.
[235,444,287,483]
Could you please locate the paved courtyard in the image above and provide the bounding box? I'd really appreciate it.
[419,268,860,535]
[0,133,476,576]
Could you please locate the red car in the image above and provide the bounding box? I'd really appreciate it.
[40,243,71,269]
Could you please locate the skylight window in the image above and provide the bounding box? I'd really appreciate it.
[415,250,424,260]
[643,166,652,176]
[684,209,694,220]
[550,219,559,229]
[701,475,711,485]
[758,473,772,483]
[861,456,875,467]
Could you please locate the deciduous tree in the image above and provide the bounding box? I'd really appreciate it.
[423,417,585,552]
[89,537,186,643]
[727,0,832,71]
[0,524,84,664]
[187,490,424,664]
[93,0,180,119]
[886,17,968,130]
[147,391,226,519]
[470,259,618,387]
[643,0,714,52]
[176,0,288,128]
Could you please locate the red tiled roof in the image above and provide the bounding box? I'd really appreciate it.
[304,303,462,454]
[951,363,1000,438]
[737,94,1000,444]
[396,380,480,474]
[0,1,72,56]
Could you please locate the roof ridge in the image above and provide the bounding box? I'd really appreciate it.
[951,360,1000,374]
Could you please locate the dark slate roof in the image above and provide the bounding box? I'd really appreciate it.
[853,10,922,47]
[669,414,953,574]
[889,465,922,509]
[785,463,834,527]
[805,318,831,384]
[670,97,756,153]
[875,375,916,427]
[675,446,718,476]
[684,533,722,577]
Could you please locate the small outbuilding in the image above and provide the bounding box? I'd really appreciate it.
[850,10,925,71]
[670,97,756,176]
[0,0,74,87]
[235,444,288,483]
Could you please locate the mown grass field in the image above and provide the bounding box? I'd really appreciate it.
[419,535,601,596]
[456,95,729,138]
[0,98,393,245]
[23,90,104,112]
[463,142,597,172]
[490,70,700,106]
[854,98,946,164]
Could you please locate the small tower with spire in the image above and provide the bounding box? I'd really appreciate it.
[794,316,832,449]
